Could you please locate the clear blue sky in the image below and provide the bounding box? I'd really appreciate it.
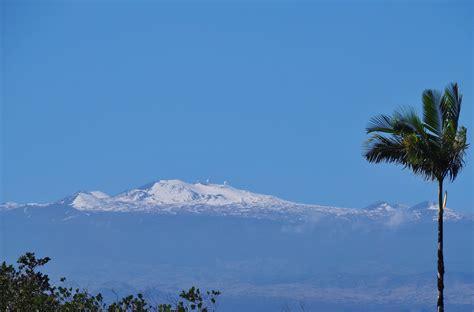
[1,0,473,212]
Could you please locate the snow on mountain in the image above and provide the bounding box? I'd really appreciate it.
[409,201,462,221]
[0,202,21,211]
[364,201,408,212]
[114,179,292,207]
[0,179,470,223]
[0,201,48,211]
[362,200,464,223]
[361,202,412,226]
[70,191,110,209]
[55,180,300,217]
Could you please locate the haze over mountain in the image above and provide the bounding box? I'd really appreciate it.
[1,180,473,311]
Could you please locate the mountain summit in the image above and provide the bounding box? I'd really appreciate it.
[114,179,292,207]
[57,179,295,215]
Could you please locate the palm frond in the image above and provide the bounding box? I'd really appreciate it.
[445,126,469,181]
[441,82,462,131]
[364,134,406,164]
[422,89,442,138]
[392,107,426,138]
[366,114,396,134]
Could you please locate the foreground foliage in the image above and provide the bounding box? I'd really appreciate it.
[0,252,220,312]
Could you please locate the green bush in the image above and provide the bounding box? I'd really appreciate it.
[0,252,220,312]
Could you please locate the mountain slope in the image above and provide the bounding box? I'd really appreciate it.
[1,179,470,223]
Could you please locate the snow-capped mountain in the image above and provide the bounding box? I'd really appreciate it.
[0,179,470,223]
[112,179,294,210]
[52,180,302,218]
[2,180,473,311]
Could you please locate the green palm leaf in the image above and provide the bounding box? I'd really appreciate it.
[422,89,442,139]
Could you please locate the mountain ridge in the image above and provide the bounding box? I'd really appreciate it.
[0,179,471,223]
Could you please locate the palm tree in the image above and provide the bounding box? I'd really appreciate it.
[363,83,468,312]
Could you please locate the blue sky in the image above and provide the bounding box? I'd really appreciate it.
[1,0,473,212]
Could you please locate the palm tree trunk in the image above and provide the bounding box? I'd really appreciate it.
[437,179,444,312]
